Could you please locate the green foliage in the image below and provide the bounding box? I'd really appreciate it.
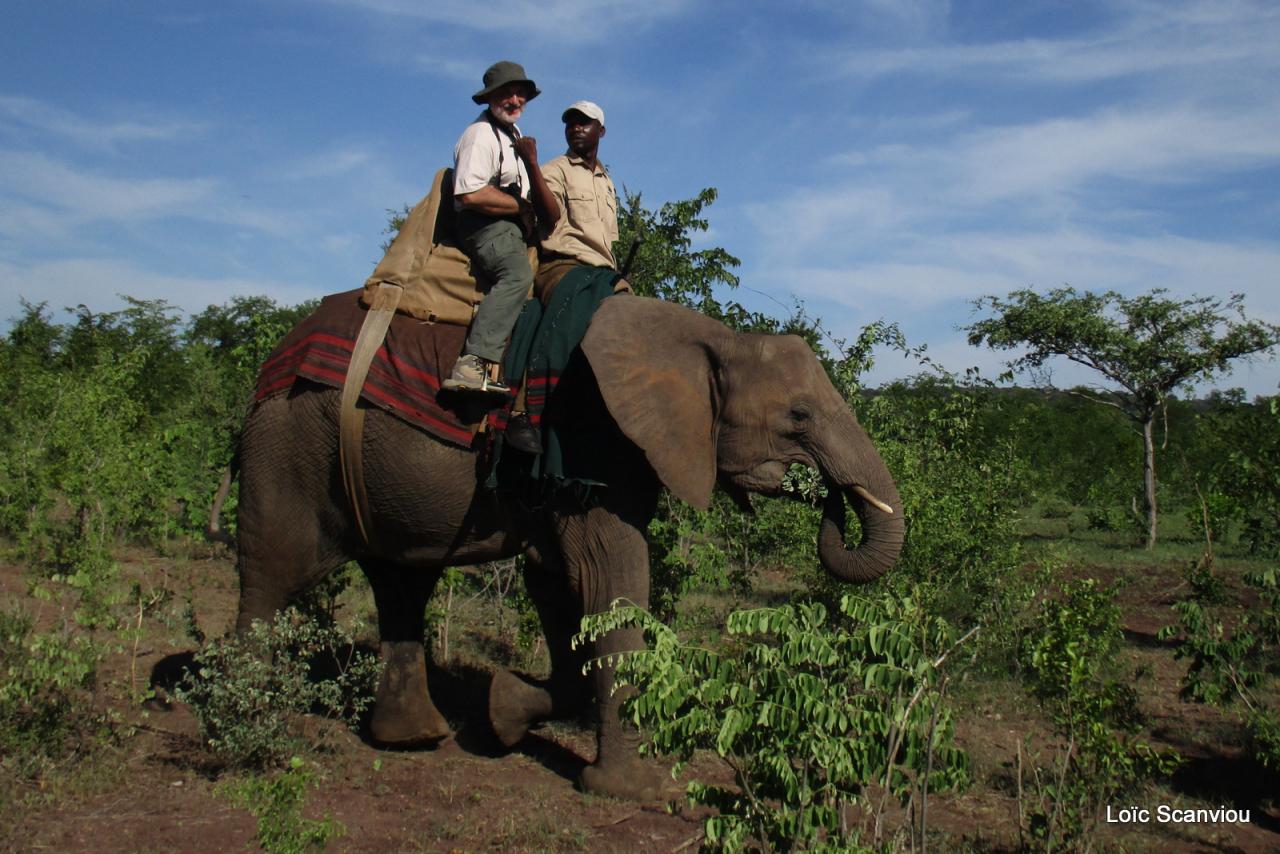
[647,493,755,622]
[987,390,1139,507]
[579,594,969,852]
[220,756,345,853]
[857,375,1031,647]
[1182,396,1280,556]
[1081,471,1143,536]
[968,286,1280,547]
[967,288,1279,397]
[614,188,742,320]
[1158,564,1280,769]
[0,605,103,780]
[1182,489,1243,546]
[176,608,381,769]
[1019,578,1181,849]
[0,294,316,569]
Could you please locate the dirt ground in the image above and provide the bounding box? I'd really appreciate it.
[2,548,1278,853]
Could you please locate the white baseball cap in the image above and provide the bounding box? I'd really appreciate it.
[561,100,605,126]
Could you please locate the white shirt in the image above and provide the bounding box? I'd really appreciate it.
[452,111,530,210]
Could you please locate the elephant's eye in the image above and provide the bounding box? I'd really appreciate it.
[789,405,813,427]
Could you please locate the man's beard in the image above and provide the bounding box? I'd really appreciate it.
[490,104,522,125]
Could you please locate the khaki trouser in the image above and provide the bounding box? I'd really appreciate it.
[456,211,534,363]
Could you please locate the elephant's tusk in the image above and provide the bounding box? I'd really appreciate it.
[852,485,894,515]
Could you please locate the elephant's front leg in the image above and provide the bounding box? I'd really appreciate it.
[361,559,451,745]
[554,499,669,801]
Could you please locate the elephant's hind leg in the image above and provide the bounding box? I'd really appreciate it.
[361,560,451,746]
[489,553,592,746]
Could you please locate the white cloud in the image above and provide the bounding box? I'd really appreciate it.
[751,98,1280,264]
[0,257,325,321]
[744,187,914,254]
[770,263,1014,314]
[0,150,215,221]
[0,95,208,149]
[317,0,691,40]
[277,146,374,181]
[833,0,1280,84]
[947,105,1280,202]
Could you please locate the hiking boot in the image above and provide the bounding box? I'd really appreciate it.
[443,354,510,394]
[504,413,542,455]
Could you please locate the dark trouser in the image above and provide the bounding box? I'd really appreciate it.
[456,211,533,364]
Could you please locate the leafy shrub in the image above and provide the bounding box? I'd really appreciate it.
[176,609,381,768]
[1038,496,1074,520]
[0,295,316,565]
[0,605,103,780]
[579,592,970,852]
[1159,565,1280,770]
[220,756,345,853]
[1020,579,1180,848]
[857,376,1032,657]
[1082,473,1143,536]
[647,492,755,623]
[1186,396,1280,557]
[1182,490,1243,546]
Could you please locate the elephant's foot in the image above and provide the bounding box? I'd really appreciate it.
[579,756,670,801]
[488,669,553,747]
[370,641,450,746]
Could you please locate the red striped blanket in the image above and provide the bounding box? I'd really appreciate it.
[253,289,502,448]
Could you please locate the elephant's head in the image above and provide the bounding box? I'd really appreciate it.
[581,296,904,583]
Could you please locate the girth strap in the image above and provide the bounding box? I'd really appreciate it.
[339,282,402,545]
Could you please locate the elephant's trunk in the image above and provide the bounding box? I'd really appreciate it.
[813,421,905,584]
[817,481,904,583]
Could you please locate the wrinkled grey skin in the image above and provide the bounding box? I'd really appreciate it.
[229,295,904,800]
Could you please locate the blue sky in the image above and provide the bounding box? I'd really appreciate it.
[3,0,1278,395]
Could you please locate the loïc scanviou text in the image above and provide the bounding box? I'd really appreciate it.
[1105,805,1251,824]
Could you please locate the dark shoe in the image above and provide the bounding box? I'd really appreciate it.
[442,354,510,394]
[504,413,542,455]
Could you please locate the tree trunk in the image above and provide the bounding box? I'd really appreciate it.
[1142,414,1158,549]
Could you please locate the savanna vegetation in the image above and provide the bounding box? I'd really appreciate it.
[1,189,1278,852]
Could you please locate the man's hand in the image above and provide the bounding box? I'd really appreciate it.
[513,136,539,164]
[517,196,537,239]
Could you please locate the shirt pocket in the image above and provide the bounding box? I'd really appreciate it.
[566,191,601,223]
[602,188,617,223]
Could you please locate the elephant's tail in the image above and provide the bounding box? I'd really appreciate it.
[205,452,239,548]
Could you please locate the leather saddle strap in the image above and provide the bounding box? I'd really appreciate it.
[340,282,402,545]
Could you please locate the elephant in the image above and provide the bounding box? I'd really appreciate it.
[224,293,904,800]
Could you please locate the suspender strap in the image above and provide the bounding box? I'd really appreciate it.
[339,282,402,546]
[485,113,524,197]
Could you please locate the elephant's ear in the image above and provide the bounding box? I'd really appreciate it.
[581,296,727,510]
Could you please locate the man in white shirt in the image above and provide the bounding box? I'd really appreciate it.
[445,61,558,393]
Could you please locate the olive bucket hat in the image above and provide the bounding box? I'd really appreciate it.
[472,61,540,104]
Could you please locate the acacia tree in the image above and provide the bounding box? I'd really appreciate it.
[967,287,1279,548]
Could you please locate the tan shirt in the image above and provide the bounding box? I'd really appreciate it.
[540,153,618,268]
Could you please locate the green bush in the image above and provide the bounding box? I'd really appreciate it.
[0,296,316,565]
[176,608,381,769]
[647,493,756,622]
[220,756,345,853]
[1020,578,1180,849]
[579,592,970,852]
[1159,565,1280,770]
[1182,490,1243,545]
[0,605,103,780]
[857,376,1032,658]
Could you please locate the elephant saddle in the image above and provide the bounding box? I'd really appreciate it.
[254,289,504,448]
[358,166,537,325]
